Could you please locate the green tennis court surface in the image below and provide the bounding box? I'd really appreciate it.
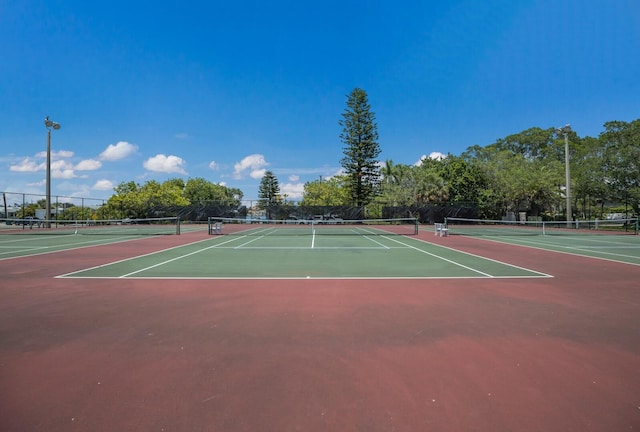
[0,233,155,259]
[58,231,550,279]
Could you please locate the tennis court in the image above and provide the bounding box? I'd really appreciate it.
[2,218,640,432]
[55,220,551,279]
[445,216,640,266]
[0,216,202,260]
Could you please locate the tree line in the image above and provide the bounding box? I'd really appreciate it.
[11,177,244,220]
[259,89,639,221]
[97,178,243,219]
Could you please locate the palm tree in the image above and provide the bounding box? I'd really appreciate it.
[381,159,398,185]
[415,172,449,204]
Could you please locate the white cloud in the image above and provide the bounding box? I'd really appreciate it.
[56,150,74,158]
[175,132,189,139]
[52,169,77,179]
[11,150,78,173]
[35,150,74,159]
[10,158,40,172]
[289,175,299,182]
[93,179,114,190]
[280,182,305,199]
[415,152,447,166]
[75,159,102,171]
[208,161,219,170]
[99,141,138,161]
[218,181,227,187]
[47,160,76,179]
[250,169,267,179]
[143,154,187,174]
[233,154,269,179]
[11,151,97,179]
[51,160,73,171]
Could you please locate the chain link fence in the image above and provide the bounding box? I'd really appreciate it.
[1,191,107,219]
[2,191,479,224]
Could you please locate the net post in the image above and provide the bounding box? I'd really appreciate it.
[176,217,181,235]
[414,217,419,235]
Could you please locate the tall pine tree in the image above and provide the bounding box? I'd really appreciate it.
[339,88,381,207]
[257,170,280,209]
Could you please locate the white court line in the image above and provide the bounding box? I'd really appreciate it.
[515,234,638,249]
[213,246,390,250]
[234,235,266,249]
[0,234,90,246]
[0,245,49,250]
[575,245,640,249]
[0,236,52,245]
[557,246,640,261]
[66,275,549,280]
[362,235,391,249]
[240,227,277,236]
[0,245,49,254]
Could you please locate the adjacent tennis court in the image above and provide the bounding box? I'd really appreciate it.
[0,216,200,260]
[445,216,640,266]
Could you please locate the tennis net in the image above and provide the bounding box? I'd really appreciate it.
[445,217,639,236]
[208,217,419,236]
[0,217,181,235]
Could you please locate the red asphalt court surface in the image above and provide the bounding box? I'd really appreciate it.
[1,230,639,432]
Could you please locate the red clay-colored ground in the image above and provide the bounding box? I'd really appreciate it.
[1,231,639,431]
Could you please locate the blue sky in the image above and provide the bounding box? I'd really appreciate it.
[1,0,638,203]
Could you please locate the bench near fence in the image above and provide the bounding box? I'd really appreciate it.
[434,223,449,237]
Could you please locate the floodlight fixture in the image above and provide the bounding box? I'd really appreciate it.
[44,116,61,130]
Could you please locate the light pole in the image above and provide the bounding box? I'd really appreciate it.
[44,116,61,228]
[556,124,572,227]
